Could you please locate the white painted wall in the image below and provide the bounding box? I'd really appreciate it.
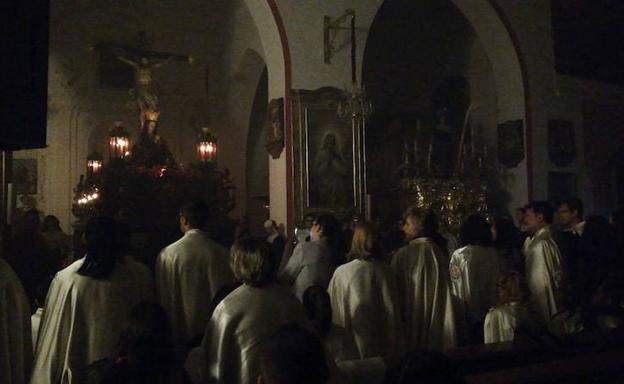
[273,0,529,214]
[30,0,619,233]
[555,74,624,214]
[31,0,225,231]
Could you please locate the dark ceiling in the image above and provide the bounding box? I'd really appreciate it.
[551,0,624,85]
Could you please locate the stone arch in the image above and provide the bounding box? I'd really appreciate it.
[219,47,267,221]
[362,0,529,211]
[241,0,292,230]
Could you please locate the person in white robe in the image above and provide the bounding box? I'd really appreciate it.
[156,201,234,345]
[391,207,457,351]
[328,222,404,363]
[450,214,503,343]
[199,237,307,384]
[280,214,342,300]
[30,217,154,384]
[483,271,530,344]
[0,257,32,384]
[522,201,564,323]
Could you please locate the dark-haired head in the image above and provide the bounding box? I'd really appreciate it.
[525,201,554,223]
[21,209,42,232]
[77,216,121,279]
[313,213,344,266]
[111,302,173,380]
[460,214,492,247]
[302,286,332,338]
[41,215,61,233]
[179,200,209,231]
[423,211,447,251]
[491,215,519,250]
[557,197,583,221]
[524,201,554,235]
[259,323,329,384]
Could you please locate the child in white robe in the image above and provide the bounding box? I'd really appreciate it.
[484,271,529,344]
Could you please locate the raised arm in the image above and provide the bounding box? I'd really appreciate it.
[117,55,138,68]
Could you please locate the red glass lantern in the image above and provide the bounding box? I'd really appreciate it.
[197,128,217,163]
[109,121,130,160]
[86,152,103,176]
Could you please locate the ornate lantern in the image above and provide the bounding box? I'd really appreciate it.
[197,127,217,163]
[86,152,103,177]
[335,10,373,120]
[109,121,130,160]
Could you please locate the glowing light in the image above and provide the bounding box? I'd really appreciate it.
[197,140,217,162]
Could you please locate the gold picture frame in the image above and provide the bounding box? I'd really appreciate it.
[291,87,366,223]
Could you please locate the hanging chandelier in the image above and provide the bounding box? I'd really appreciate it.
[337,10,373,120]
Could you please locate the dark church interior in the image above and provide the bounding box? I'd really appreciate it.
[2,1,624,383]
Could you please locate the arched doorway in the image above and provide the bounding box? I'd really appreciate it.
[362,0,527,222]
[246,68,270,236]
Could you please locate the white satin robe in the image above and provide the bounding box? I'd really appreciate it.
[483,302,528,343]
[0,258,32,384]
[279,237,335,301]
[30,257,154,384]
[391,237,457,350]
[450,245,503,330]
[156,229,235,344]
[200,282,307,384]
[523,226,563,323]
[328,259,404,361]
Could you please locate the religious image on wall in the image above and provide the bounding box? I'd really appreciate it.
[305,107,354,208]
[13,158,38,195]
[497,119,524,168]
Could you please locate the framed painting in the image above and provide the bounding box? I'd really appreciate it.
[12,158,38,195]
[292,87,366,223]
[497,119,524,168]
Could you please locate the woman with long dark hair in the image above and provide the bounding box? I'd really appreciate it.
[30,216,154,384]
[280,213,344,300]
[491,215,524,273]
[450,214,503,344]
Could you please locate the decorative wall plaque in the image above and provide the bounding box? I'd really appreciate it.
[497,119,524,168]
[265,98,284,159]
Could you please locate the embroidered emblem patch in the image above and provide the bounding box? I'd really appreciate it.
[450,265,461,280]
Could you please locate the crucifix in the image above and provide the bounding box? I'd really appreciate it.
[94,41,192,126]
